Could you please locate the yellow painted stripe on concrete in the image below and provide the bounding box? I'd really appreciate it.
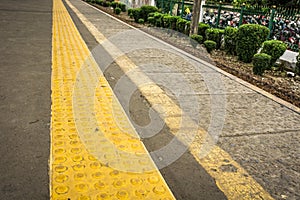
[66,1,274,199]
[50,0,175,199]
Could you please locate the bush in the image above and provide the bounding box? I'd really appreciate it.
[138,18,145,24]
[198,23,210,39]
[132,8,141,22]
[128,8,133,16]
[114,7,121,15]
[111,1,118,8]
[119,3,126,12]
[224,26,238,55]
[185,21,191,35]
[190,34,203,44]
[205,28,224,49]
[96,0,103,5]
[204,40,217,53]
[296,51,300,75]
[148,16,155,25]
[176,18,188,33]
[140,5,158,22]
[252,53,271,75]
[153,12,164,27]
[102,1,110,7]
[236,24,270,63]
[261,40,287,66]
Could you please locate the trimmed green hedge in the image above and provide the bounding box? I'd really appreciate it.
[261,40,287,66]
[224,26,238,55]
[236,24,269,63]
[114,7,121,15]
[205,28,224,49]
[252,53,271,75]
[296,51,300,74]
[204,40,217,53]
[190,34,203,44]
[198,23,210,40]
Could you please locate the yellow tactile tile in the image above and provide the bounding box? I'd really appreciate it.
[50,0,175,199]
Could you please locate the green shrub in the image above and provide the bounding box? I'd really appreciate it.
[162,14,172,28]
[204,40,217,53]
[190,34,203,44]
[102,1,110,7]
[111,1,118,8]
[138,18,145,24]
[176,18,188,33]
[205,28,224,49]
[148,17,155,25]
[236,24,270,63]
[198,23,210,39]
[128,8,133,16]
[185,21,191,35]
[252,53,271,75]
[224,26,238,55]
[140,5,158,22]
[132,8,141,22]
[153,12,164,27]
[119,3,126,12]
[114,7,121,15]
[296,51,300,75]
[261,40,287,66]
[96,0,103,5]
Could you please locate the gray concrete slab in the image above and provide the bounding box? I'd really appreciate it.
[0,0,52,199]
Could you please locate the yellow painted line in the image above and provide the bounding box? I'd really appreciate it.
[66,1,275,199]
[50,0,175,199]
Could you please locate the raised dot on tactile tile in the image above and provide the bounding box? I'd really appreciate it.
[54,148,65,154]
[54,134,64,139]
[138,159,150,165]
[69,134,78,139]
[55,174,68,183]
[113,180,125,188]
[148,176,159,184]
[90,162,101,169]
[70,140,79,146]
[131,143,139,149]
[94,181,105,190]
[130,178,143,185]
[109,170,119,176]
[55,186,69,194]
[74,173,86,180]
[71,148,82,154]
[55,165,68,173]
[54,141,64,146]
[153,186,166,194]
[77,196,91,200]
[116,191,128,199]
[73,164,85,171]
[92,172,102,179]
[54,156,67,164]
[75,183,89,192]
[72,155,83,162]
[135,189,148,197]
[88,155,97,161]
[97,193,109,200]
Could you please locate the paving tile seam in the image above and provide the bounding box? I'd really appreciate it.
[50,0,175,199]
[220,129,300,138]
[82,0,300,115]
[66,0,275,199]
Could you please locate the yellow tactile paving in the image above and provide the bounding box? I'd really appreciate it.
[50,0,175,199]
[65,1,274,199]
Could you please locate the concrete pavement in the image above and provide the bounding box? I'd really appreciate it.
[0,0,52,199]
[0,0,299,199]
